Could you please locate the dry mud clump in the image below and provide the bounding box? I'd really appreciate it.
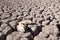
[0,0,60,40]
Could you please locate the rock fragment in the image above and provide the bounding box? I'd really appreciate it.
[22,32,33,40]
[1,18,10,23]
[17,20,32,33]
[47,35,58,40]
[9,20,17,30]
[42,25,59,35]
[42,20,50,26]
[0,27,3,32]
[17,23,26,33]
[34,36,47,40]
[38,32,48,38]
[10,16,17,21]
[2,26,13,35]
[0,32,5,40]
[1,13,10,19]
[13,32,24,40]
[1,23,8,29]
[31,25,38,36]
[20,38,29,40]
[6,35,13,40]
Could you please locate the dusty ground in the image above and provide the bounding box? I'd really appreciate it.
[0,0,60,40]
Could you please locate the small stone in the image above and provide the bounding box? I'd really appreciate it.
[50,19,57,25]
[1,23,8,29]
[28,25,33,28]
[0,32,5,40]
[31,25,38,36]
[19,20,32,24]
[17,20,32,32]
[20,38,29,40]
[0,27,3,32]
[22,32,33,40]
[34,36,40,40]
[0,20,2,26]
[25,16,33,20]
[13,32,24,40]
[9,20,17,29]
[6,35,13,40]
[1,13,10,19]
[42,25,53,35]
[47,35,58,40]
[17,16,23,21]
[54,25,59,35]
[11,31,18,36]
[58,37,60,40]
[34,36,47,40]
[2,26,13,35]
[38,32,48,38]
[59,39,60,40]
[13,34,21,40]
[17,23,26,33]
[1,18,10,23]
[10,16,17,21]
[12,13,18,17]
[23,12,29,16]
[42,20,50,26]
[32,18,37,23]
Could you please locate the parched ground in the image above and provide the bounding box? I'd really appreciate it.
[0,0,60,40]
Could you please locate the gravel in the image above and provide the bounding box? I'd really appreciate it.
[0,0,60,40]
